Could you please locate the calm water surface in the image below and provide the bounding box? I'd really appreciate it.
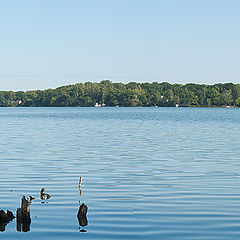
[0,107,240,239]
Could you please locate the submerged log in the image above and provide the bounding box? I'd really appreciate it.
[16,196,31,232]
[77,203,88,227]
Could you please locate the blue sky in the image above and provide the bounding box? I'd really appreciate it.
[0,0,239,90]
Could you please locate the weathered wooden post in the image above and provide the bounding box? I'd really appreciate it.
[77,203,88,227]
[16,196,31,232]
[79,177,83,185]
[79,177,83,195]
[77,177,88,231]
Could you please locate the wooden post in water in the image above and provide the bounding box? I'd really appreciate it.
[79,177,82,185]
[79,177,83,195]
[77,177,88,231]
[77,203,88,227]
[16,196,31,232]
[21,196,30,219]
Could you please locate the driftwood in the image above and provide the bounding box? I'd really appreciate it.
[17,196,31,232]
[77,203,88,227]
[0,210,15,232]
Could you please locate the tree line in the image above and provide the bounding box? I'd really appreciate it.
[1,81,240,107]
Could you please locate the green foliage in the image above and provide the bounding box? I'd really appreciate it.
[0,81,239,107]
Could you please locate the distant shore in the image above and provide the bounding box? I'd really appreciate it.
[0,81,239,107]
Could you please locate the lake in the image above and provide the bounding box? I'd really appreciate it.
[0,107,240,239]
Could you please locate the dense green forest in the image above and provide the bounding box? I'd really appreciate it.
[1,81,240,107]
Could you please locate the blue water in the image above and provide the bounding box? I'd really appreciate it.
[0,107,240,239]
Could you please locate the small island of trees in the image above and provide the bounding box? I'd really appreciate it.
[1,81,240,107]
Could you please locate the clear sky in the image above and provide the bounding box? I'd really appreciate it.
[0,0,239,91]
